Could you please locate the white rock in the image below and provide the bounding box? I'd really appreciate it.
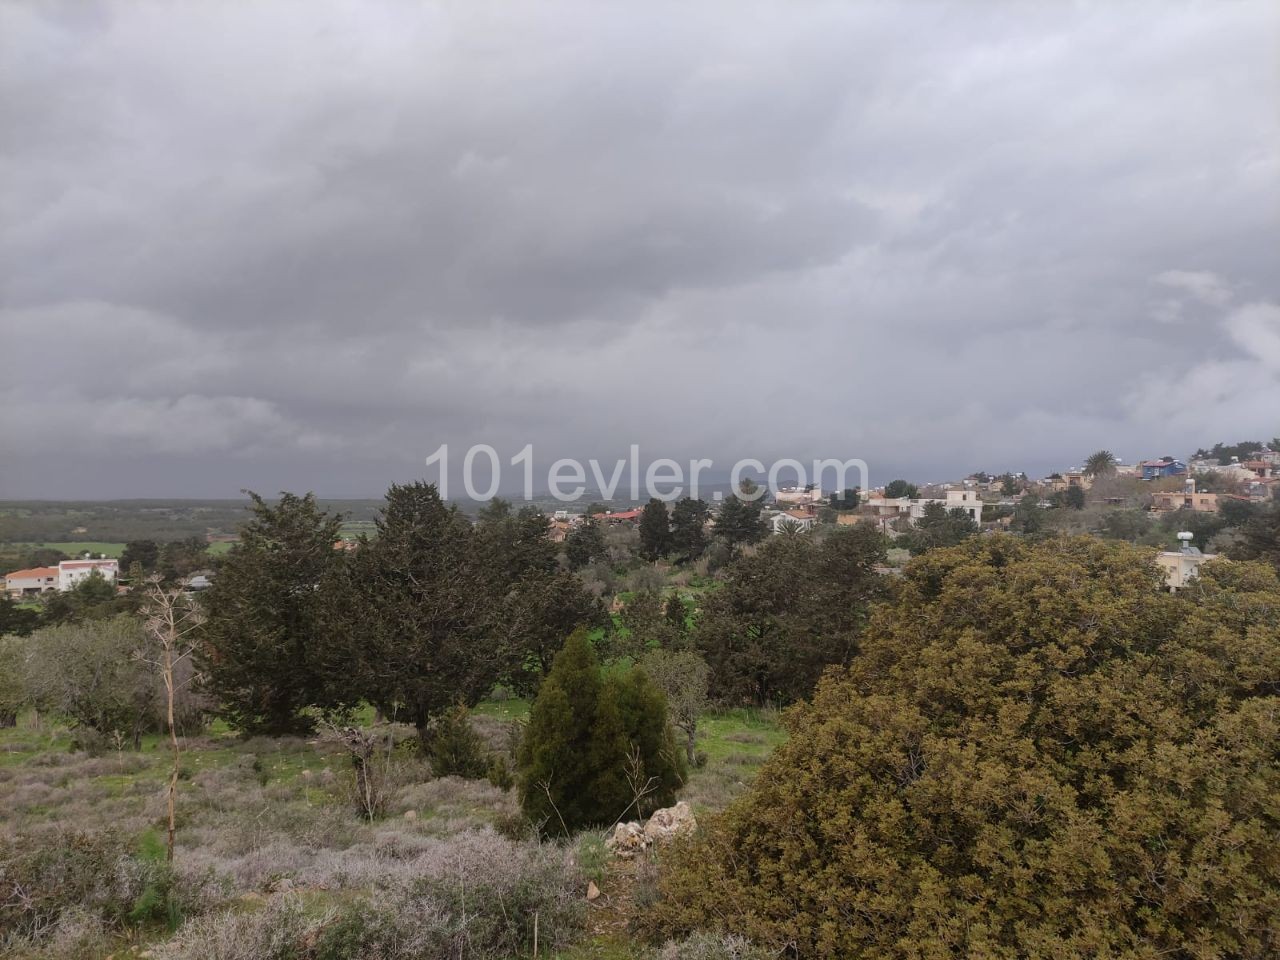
[643,801,697,843]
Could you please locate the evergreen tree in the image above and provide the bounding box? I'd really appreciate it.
[337,482,498,750]
[669,497,710,562]
[40,570,126,625]
[696,526,885,704]
[899,502,980,555]
[611,589,682,659]
[713,481,767,552]
[1012,492,1045,534]
[518,629,683,833]
[883,479,920,499]
[827,488,860,510]
[501,569,606,694]
[655,539,1280,958]
[473,502,557,582]
[199,492,348,734]
[0,597,39,638]
[664,593,687,633]
[638,498,672,561]
[160,536,209,581]
[1227,499,1280,572]
[120,539,160,573]
[1064,484,1087,510]
[564,516,606,570]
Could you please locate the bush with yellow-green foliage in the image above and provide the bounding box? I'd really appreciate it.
[652,535,1279,959]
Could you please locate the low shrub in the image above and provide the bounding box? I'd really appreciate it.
[157,833,584,960]
[0,828,190,949]
[152,893,314,960]
[658,931,774,960]
[426,705,490,780]
[485,755,514,791]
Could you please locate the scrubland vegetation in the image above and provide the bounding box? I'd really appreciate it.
[0,699,781,959]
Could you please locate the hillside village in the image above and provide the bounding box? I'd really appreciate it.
[5,443,1279,610]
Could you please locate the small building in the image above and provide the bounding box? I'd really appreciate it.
[601,509,643,523]
[770,509,817,534]
[1155,533,1217,591]
[1140,457,1187,480]
[1044,471,1091,493]
[1243,478,1278,502]
[1150,479,1219,514]
[773,486,824,507]
[1238,460,1275,480]
[3,566,59,598]
[57,558,119,591]
[859,489,984,529]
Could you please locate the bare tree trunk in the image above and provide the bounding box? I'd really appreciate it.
[141,578,202,868]
[684,724,697,765]
[164,641,178,864]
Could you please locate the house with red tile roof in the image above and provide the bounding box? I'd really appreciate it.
[3,566,59,598]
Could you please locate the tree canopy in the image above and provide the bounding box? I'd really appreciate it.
[713,481,768,552]
[695,526,885,704]
[655,536,1280,958]
[638,498,672,561]
[1082,449,1117,477]
[198,492,349,734]
[883,479,919,499]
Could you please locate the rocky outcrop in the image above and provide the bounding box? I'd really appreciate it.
[604,801,697,858]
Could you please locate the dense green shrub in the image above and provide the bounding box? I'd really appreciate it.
[518,629,684,833]
[654,537,1280,958]
[425,704,491,779]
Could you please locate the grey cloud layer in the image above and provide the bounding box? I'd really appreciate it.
[1,0,1277,497]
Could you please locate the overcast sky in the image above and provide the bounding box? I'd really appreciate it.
[2,1,1278,499]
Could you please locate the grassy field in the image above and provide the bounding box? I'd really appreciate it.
[0,701,784,959]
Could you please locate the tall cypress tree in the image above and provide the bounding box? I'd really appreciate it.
[670,497,710,562]
[713,481,767,552]
[638,497,672,561]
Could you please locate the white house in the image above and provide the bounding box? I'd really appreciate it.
[57,558,119,591]
[862,488,984,528]
[3,566,59,598]
[773,486,824,507]
[770,509,817,534]
[913,489,983,523]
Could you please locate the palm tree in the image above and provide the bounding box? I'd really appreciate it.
[1083,450,1118,478]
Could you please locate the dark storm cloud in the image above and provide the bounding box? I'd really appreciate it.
[1,0,1278,498]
